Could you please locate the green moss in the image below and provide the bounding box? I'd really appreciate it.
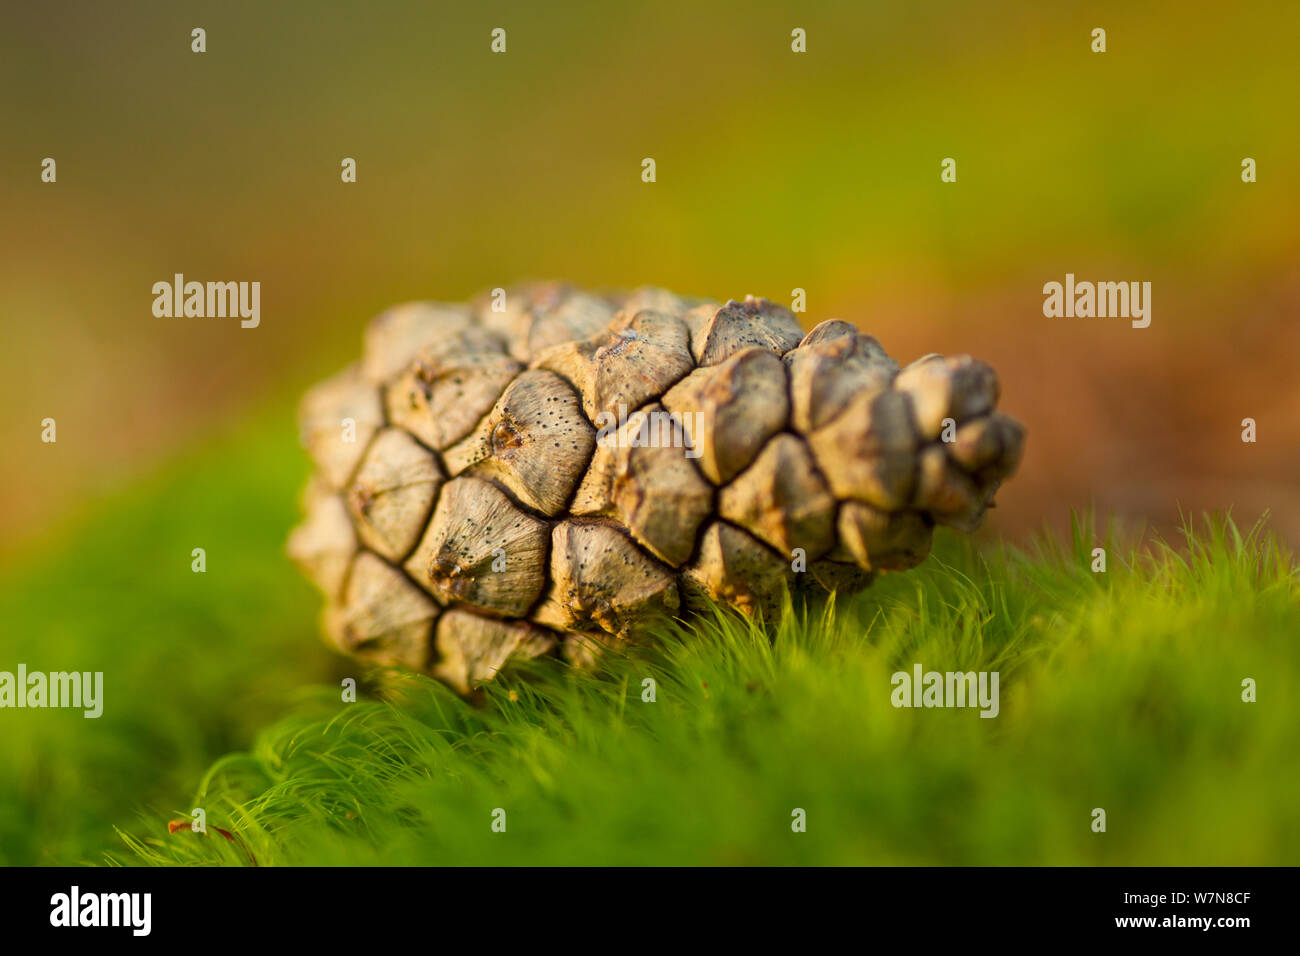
[118,513,1300,866]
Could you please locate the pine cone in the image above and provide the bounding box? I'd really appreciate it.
[288,283,1025,692]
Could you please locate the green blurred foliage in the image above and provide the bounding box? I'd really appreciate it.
[0,409,328,864]
[121,514,1300,866]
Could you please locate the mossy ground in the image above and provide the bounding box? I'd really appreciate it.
[2,406,1296,866]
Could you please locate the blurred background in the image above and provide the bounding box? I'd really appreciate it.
[4,0,1298,553]
[0,0,1298,863]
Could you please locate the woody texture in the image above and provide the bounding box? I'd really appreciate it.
[288,284,1026,692]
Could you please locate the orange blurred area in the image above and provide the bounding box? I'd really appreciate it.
[3,1,1298,549]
